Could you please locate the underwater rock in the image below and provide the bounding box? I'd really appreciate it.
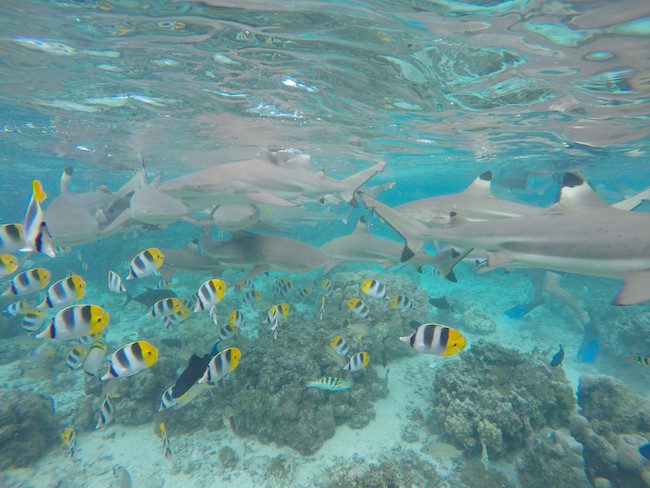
[460,307,498,335]
[514,428,590,488]
[572,374,650,488]
[430,341,575,459]
[0,389,60,469]
[217,446,239,469]
[597,311,650,362]
[577,374,650,435]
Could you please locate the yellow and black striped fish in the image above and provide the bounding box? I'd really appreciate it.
[126,248,164,280]
[148,297,186,318]
[360,279,386,299]
[346,298,369,319]
[627,355,650,366]
[217,322,239,342]
[273,277,292,298]
[298,287,312,300]
[321,279,333,297]
[344,352,369,372]
[329,335,350,356]
[36,304,110,340]
[101,341,158,380]
[198,347,241,384]
[0,254,18,278]
[22,180,56,258]
[0,224,25,255]
[107,270,126,294]
[160,422,172,459]
[21,309,47,332]
[5,300,36,316]
[96,395,114,429]
[243,289,261,305]
[390,295,413,312]
[65,344,87,370]
[194,279,227,312]
[399,323,466,356]
[61,427,76,457]
[2,268,51,298]
[227,309,244,329]
[38,274,86,309]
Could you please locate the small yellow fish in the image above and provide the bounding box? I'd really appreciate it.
[101,341,158,380]
[36,305,110,340]
[126,248,164,280]
[360,279,386,299]
[0,254,18,277]
[346,298,369,319]
[61,427,76,457]
[195,278,227,312]
[159,422,172,459]
[627,355,650,366]
[344,352,369,372]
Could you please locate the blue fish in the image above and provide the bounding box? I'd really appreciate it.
[639,442,650,460]
[504,304,530,318]
[577,338,599,363]
[550,344,564,367]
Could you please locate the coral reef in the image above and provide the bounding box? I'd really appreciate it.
[459,307,498,335]
[228,309,386,454]
[323,449,444,488]
[596,311,650,360]
[430,341,575,459]
[514,428,590,488]
[0,390,60,469]
[570,374,650,488]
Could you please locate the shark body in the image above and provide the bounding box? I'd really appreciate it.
[359,173,650,305]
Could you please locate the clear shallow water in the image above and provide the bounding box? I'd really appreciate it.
[1,1,649,487]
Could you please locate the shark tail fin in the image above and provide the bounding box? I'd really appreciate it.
[433,248,472,282]
[338,160,386,205]
[358,191,433,260]
[613,270,650,305]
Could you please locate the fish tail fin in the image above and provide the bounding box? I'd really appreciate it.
[338,160,386,205]
[358,191,433,259]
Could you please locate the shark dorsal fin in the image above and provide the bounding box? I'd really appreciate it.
[553,172,609,211]
[60,166,73,194]
[462,171,493,197]
[353,217,370,235]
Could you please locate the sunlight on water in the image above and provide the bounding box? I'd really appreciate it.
[0,0,649,487]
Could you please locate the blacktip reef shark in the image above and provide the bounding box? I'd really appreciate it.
[395,170,649,227]
[320,218,470,280]
[44,167,122,247]
[101,158,191,235]
[199,228,329,283]
[158,241,224,283]
[158,153,386,208]
[359,172,650,305]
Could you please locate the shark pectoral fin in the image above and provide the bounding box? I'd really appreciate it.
[101,208,135,235]
[613,271,650,305]
[244,192,298,207]
[612,187,650,211]
[487,251,514,268]
[358,192,431,257]
[238,266,268,284]
[338,160,386,204]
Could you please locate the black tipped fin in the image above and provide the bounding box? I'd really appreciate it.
[445,271,457,283]
[401,246,415,262]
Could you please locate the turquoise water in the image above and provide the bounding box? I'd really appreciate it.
[1,1,650,487]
